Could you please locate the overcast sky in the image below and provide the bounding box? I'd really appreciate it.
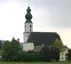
[0,0,71,48]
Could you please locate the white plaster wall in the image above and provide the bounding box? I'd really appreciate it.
[23,43,34,52]
[24,23,33,43]
[24,23,33,32]
[59,48,68,61]
[60,52,66,61]
[24,33,30,43]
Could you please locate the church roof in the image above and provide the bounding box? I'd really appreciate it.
[27,32,61,46]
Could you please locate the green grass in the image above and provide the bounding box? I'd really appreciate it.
[0,61,70,64]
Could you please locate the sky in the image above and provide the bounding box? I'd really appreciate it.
[0,0,71,48]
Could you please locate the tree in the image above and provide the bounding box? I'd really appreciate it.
[54,47,60,61]
[40,45,60,62]
[50,46,60,61]
[2,38,21,61]
[0,40,3,50]
[2,40,11,61]
[40,45,53,61]
[53,39,64,51]
[67,49,71,61]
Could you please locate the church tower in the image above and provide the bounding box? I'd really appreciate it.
[24,7,33,43]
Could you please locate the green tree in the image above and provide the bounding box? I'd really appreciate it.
[67,49,71,61]
[53,39,64,51]
[40,46,52,61]
[0,40,3,50]
[40,45,60,62]
[2,38,21,61]
[54,47,60,61]
[2,40,11,61]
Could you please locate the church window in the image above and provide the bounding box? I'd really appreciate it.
[25,25,26,28]
[30,29,31,32]
[30,25,32,28]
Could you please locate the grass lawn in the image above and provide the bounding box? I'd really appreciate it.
[0,61,71,64]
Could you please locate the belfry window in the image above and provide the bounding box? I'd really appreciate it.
[30,29,31,32]
[25,25,26,28]
[30,25,32,28]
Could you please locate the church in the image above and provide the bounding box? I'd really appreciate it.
[23,6,61,52]
[22,6,68,61]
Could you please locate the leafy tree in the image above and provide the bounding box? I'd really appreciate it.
[2,38,21,61]
[0,40,5,56]
[0,40,3,50]
[67,49,71,61]
[40,45,60,62]
[53,39,64,51]
[40,45,52,61]
[54,47,60,61]
[2,40,11,61]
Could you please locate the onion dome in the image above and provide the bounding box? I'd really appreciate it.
[25,7,32,23]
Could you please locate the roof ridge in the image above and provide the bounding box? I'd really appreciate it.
[31,32,57,34]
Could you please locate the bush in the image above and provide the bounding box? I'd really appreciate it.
[21,51,41,62]
[67,49,71,61]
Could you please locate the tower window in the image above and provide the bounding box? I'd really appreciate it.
[25,25,26,28]
[30,29,31,32]
[30,25,32,28]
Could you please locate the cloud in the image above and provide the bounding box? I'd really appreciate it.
[29,0,71,28]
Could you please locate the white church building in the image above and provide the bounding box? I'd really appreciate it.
[23,7,68,61]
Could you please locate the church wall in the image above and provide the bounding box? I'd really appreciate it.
[59,48,68,61]
[24,23,33,43]
[24,23,33,33]
[24,33,30,43]
[23,43,34,51]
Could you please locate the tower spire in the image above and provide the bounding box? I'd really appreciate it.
[25,7,32,23]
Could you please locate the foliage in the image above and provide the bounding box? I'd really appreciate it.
[40,45,60,62]
[1,38,61,62]
[53,47,60,61]
[40,46,52,61]
[67,49,71,61]
[53,39,64,51]
[19,51,41,62]
[1,38,41,62]
[0,40,3,50]
[2,38,21,61]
